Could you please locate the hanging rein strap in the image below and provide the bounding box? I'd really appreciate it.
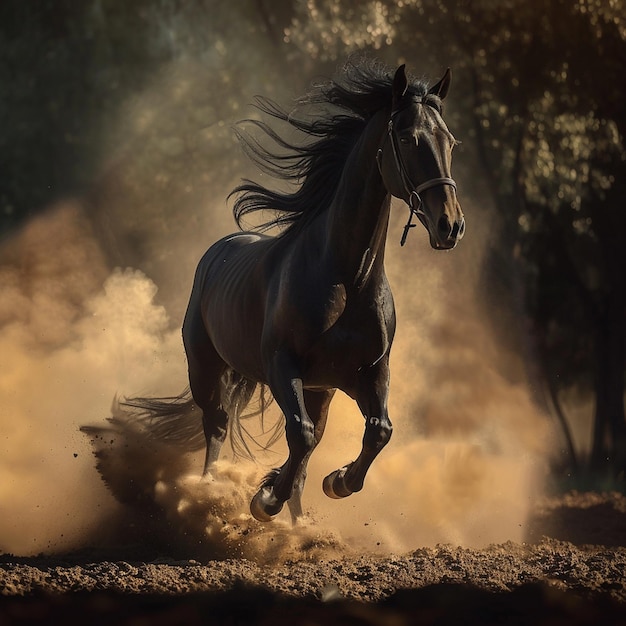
[377,111,457,246]
[401,177,457,246]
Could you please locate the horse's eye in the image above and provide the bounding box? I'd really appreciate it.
[399,136,412,145]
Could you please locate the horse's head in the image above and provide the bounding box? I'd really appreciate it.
[377,65,465,250]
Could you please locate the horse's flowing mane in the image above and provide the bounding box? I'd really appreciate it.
[230,58,429,235]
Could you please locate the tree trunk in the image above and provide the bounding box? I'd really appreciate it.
[590,290,626,478]
[546,376,579,474]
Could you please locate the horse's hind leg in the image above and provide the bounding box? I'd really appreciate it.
[323,355,393,498]
[183,307,228,476]
[187,353,230,476]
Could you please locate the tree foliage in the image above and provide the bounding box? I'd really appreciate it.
[285,0,626,482]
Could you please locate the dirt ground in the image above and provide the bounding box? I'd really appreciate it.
[1,491,626,624]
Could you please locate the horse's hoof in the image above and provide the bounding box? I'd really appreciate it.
[322,466,353,499]
[250,486,283,522]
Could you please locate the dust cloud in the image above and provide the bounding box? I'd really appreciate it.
[0,192,552,562]
[0,203,187,555]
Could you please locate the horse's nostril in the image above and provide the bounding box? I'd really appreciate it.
[438,215,451,237]
[447,218,465,240]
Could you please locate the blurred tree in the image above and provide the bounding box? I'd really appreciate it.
[0,0,300,316]
[285,0,626,484]
[0,0,297,235]
[451,0,626,482]
[0,1,169,233]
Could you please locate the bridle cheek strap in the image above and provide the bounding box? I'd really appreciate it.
[377,113,457,246]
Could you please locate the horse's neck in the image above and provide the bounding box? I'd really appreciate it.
[322,110,391,287]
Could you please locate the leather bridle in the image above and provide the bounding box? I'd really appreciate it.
[377,108,457,246]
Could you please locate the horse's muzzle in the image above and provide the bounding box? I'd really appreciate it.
[428,211,465,250]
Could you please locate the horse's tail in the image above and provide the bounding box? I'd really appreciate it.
[219,372,281,460]
[114,375,280,459]
[118,388,205,450]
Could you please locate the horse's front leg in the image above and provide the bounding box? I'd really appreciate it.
[249,353,316,522]
[286,388,334,522]
[323,355,393,498]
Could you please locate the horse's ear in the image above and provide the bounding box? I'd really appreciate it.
[392,64,408,109]
[428,68,451,100]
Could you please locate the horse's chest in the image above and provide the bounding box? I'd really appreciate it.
[336,301,390,354]
[304,290,394,385]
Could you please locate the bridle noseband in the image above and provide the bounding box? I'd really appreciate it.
[377,108,457,246]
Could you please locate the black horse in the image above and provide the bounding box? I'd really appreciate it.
[129,60,464,523]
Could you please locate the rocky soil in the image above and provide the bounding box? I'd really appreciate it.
[1,491,626,624]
